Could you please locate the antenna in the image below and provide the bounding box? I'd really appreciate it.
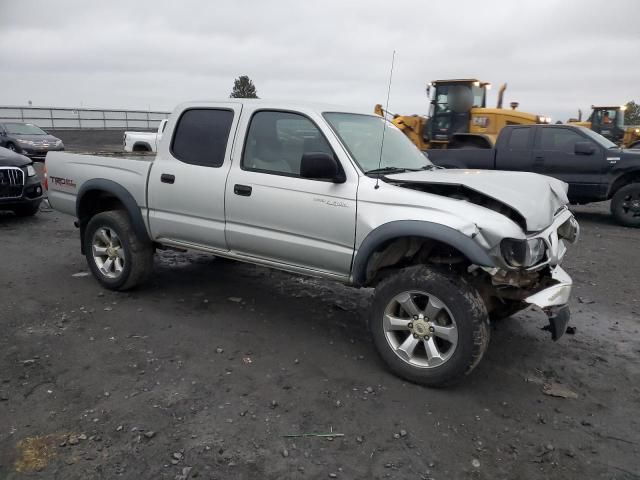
[375,50,396,190]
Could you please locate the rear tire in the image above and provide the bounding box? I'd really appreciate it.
[370,265,490,387]
[610,183,640,227]
[84,210,154,290]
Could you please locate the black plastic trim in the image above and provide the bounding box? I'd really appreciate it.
[77,178,150,244]
[351,220,495,286]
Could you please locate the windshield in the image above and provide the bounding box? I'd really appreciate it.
[578,126,617,148]
[4,123,47,135]
[323,113,431,173]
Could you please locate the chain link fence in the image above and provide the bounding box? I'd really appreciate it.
[0,106,170,130]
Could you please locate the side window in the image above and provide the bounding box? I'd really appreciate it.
[540,128,586,153]
[242,111,334,176]
[507,128,530,150]
[171,109,234,167]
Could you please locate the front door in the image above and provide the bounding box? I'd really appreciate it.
[225,109,358,277]
[147,104,241,250]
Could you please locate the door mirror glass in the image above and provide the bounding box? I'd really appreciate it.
[574,141,595,155]
[300,152,344,183]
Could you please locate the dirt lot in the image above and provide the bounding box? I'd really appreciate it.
[1,174,639,478]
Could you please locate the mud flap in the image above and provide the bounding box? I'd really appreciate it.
[547,305,570,341]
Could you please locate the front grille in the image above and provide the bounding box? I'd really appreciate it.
[0,167,25,199]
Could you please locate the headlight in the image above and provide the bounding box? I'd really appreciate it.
[558,217,579,244]
[18,139,34,145]
[26,165,36,177]
[500,238,546,267]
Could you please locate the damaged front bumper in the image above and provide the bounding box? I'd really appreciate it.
[524,266,572,340]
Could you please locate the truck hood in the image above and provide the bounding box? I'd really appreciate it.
[0,146,31,167]
[387,169,569,232]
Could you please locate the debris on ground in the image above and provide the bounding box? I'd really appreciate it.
[542,383,579,399]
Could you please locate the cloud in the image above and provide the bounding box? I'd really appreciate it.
[0,0,638,122]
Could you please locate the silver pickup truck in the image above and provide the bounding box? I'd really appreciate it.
[45,100,579,386]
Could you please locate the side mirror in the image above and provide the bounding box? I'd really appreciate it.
[574,142,595,155]
[300,152,345,183]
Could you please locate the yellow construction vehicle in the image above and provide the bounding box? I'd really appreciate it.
[568,105,640,149]
[375,79,550,150]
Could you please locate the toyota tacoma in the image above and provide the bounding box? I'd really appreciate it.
[45,100,579,386]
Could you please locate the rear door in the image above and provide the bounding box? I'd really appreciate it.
[224,108,358,278]
[532,126,606,200]
[494,126,535,171]
[147,104,241,250]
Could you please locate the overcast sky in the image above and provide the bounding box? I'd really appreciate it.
[0,0,638,122]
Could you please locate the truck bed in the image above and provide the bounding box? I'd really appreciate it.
[45,151,154,219]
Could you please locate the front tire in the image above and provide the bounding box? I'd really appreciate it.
[610,183,640,227]
[84,210,154,290]
[370,265,490,387]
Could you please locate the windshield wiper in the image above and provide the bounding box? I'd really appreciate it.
[365,166,414,175]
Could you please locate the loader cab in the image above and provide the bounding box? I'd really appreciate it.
[425,79,489,144]
[589,106,625,143]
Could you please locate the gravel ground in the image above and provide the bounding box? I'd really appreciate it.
[0,166,639,479]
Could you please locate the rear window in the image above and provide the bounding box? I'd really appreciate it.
[171,109,234,167]
[507,128,530,149]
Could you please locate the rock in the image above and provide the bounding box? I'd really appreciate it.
[228,297,242,303]
[542,383,578,399]
[356,436,364,443]
[578,297,595,304]
[144,431,156,439]
[68,435,79,445]
[399,429,407,437]
[270,400,278,409]
[365,387,374,394]
[216,347,224,354]
[282,448,289,458]
[72,272,90,277]
[78,434,87,440]
[393,433,400,439]
[471,458,481,468]
[335,400,342,407]
[329,474,337,478]
[104,307,113,311]
[173,452,184,461]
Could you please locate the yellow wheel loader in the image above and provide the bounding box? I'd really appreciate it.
[569,106,640,149]
[375,79,550,150]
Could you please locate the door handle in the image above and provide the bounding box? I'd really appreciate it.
[161,173,175,184]
[234,184,252,196]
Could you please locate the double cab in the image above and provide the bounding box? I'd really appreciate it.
[46,100,579,386]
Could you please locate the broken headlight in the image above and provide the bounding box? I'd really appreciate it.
[500,238,546,268]
[557,217,579,244]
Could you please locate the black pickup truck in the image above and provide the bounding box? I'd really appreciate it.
[427,124,640,227]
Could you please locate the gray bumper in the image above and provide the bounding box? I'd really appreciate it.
[525,266,572,309]
[525,266,572,341]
